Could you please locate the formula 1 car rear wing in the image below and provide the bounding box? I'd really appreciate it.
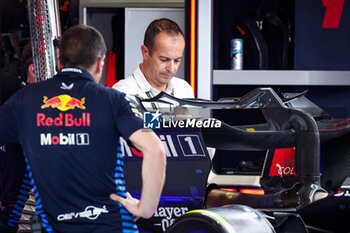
[127,87,350,203]
[129,88,321,189]
[128,87,308,112]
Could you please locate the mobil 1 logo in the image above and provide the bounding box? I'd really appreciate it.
[177,135,205,157]
[40,133,90,146]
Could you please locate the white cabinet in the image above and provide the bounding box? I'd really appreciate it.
[124,8,184,78]
[79,0,185,85]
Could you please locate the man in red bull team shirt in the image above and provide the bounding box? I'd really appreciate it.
[0,24,166,233]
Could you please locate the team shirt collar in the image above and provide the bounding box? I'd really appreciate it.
[56,67,95,82]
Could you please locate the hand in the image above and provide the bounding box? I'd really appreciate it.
[110,192,141,221]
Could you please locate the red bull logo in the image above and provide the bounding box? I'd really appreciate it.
[37,113,90,127]
[41,95,85,111]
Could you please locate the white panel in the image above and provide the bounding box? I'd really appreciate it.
[213,70,350,86]
[124,8,185,79]
[197,0,213,100]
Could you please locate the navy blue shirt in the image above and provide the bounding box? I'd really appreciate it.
[0,68,143,233]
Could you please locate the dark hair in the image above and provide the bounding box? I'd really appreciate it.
[59,24,106,69]
[144,18,184,55]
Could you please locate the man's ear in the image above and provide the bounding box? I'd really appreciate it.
[27,64,36,83]
[96,55,105,74]
[28,63,35,77]
[141,45,149,60]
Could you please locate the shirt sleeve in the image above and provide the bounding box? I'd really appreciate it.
[114,92,143,140]
[0,94,20,145]
[112,80,130,94]
[176,79,195,98]
[112,78,139,96]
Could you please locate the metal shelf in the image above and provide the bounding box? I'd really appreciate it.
[213,70,350,86]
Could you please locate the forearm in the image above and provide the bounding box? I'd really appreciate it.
[125,129,166,218]
[139,146,166,218]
